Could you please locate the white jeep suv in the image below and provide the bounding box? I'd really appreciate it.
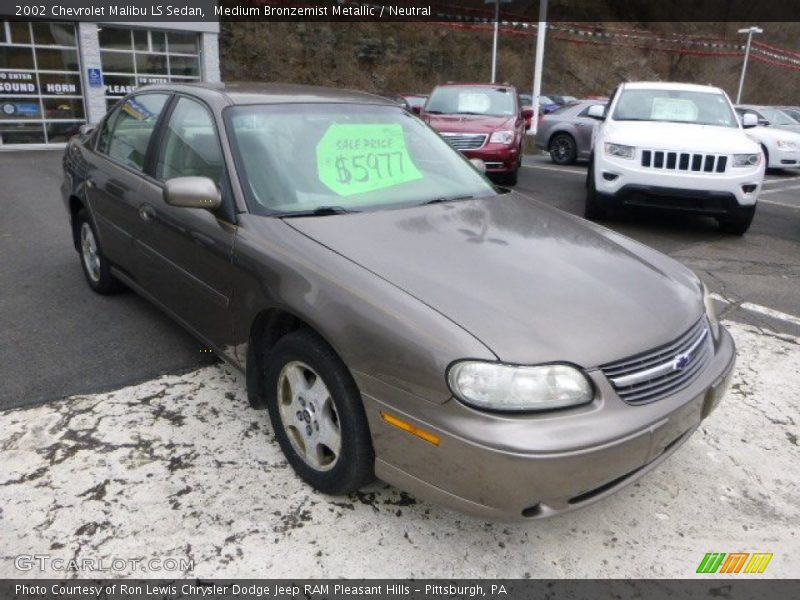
[586,82,764,235]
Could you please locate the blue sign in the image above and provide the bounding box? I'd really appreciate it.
[87,68,103,88]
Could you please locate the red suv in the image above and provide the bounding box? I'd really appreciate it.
[421,83,532,185]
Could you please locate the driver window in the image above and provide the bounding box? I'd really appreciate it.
[155,97,224,184]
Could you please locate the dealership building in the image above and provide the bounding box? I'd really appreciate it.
[0,20,220,148]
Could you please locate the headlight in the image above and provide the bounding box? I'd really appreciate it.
[604,142,635,159]
[776,139,799,150]
[448,362,593,412]
[702,283,720,342]
[732,153,761,167]
[489,130,515,145]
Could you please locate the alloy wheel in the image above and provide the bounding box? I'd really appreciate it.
[276,361,341,471]
[80,222,101,283]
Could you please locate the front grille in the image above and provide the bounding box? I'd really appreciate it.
[641,150,728,174]
[440,132,488,151]
[601,318,713,404]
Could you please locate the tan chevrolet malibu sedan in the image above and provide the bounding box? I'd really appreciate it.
[62,82,736,520]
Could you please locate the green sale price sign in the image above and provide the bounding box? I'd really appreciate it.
[316,123,423,196]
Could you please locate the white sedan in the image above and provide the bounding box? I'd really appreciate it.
[742,124,800,169]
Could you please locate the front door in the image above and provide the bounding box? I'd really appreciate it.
[132,95,236,352]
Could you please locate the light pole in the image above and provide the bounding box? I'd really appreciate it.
[487,0,511,83]
[529,0,548,135]
[736,26,763,104]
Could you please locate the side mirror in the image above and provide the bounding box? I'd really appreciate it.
[522,106,534,120]
[164,176,221,210]
[412,105,422,115]
[79,123,96,136]
[587,104,606,120]
[741,113,758,128]
[469,158,487,173]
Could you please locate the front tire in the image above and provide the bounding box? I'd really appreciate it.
[718,206,755,235]
[264,329,375,495]
[584,162,608,220]
[75,209,123,295]
[501,167,519,186]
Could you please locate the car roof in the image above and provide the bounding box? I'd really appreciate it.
[436,82,517,89]
[622,81,724,93]
[135,81,397,106]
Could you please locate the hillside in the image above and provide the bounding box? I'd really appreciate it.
[219,22,800,104]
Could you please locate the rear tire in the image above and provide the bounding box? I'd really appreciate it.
[75,209,123,295]
[718,206,755,235]
[549,133,578,165]
[502,167,519,186]
[584,162,608,220]
[263,329,375,495]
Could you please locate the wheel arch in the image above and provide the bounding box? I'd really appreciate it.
[245,306,343,409]
[547,129,576,149]
[68,195,85,251]
[760,143,770,168]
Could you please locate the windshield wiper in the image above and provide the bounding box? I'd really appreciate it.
[419,194,474,206]
[279,206,355,218]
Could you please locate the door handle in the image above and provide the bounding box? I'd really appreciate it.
[86,178,94,188]
[139,203,156,222]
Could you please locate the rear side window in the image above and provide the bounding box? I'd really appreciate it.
[105,94,170,171]
[155,97,224,183]
[548,103,575,116]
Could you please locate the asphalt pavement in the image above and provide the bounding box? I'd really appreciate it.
[0,151,215,410]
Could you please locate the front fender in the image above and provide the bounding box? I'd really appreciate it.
[230,215,497,405]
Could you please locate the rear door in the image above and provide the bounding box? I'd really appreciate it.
[574,103,604,155]
[87,93,171,281]
[133,95,236,351]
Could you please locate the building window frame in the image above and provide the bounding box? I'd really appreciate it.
[0,20,85,145]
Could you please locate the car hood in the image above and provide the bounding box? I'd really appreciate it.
[285,194,704,368]
[424,113,516,133]
[604,120,760,153]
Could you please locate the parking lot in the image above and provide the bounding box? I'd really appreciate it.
[1,150,798,578]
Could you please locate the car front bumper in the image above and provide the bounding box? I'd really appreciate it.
[357,325,736,521]
[460,143,520,173]
[595,153,763,206]
[768,146,800,168]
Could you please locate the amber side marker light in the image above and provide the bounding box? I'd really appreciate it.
[381,412,441,446]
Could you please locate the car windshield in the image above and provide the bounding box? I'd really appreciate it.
[613,89,738,127]
[756,106,798,125]
[425,86,516,117]
[225,103,497,216]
